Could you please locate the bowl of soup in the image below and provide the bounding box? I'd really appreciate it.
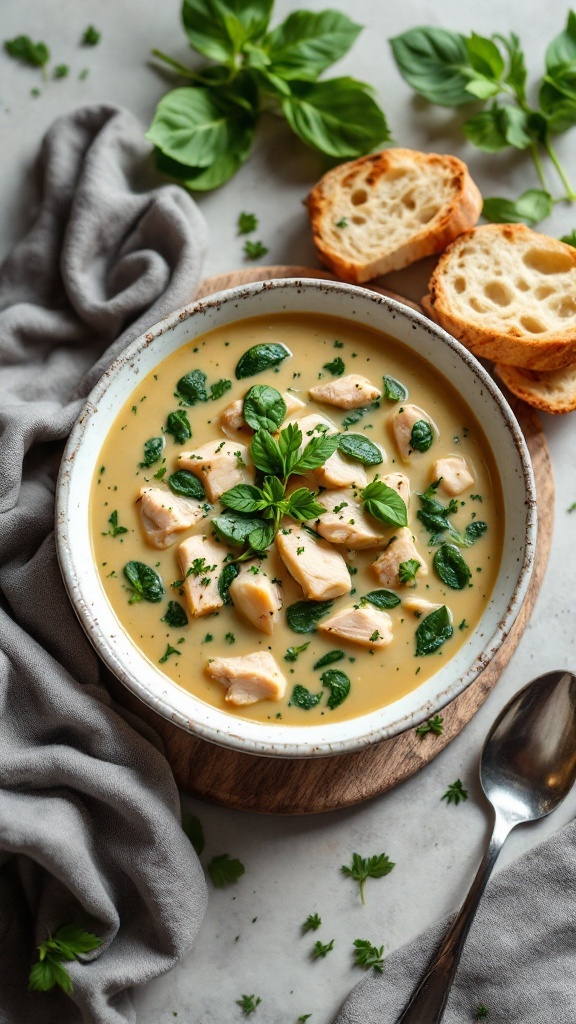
[56,279,536,757]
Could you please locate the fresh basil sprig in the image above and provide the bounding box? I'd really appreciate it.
[361,480,408,527]
[148,2,390,191]
[390,13,576,220]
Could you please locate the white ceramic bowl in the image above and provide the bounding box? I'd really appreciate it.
[56,279,537,758]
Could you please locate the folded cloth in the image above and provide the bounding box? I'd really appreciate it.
[0,105,209,1024]
[333,819,576,1024]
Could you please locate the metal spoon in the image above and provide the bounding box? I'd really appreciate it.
[395,669,576,1024]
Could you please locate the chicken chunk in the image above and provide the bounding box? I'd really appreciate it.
[309,374,381,409]
[371,527,428,588]
[319,606,393,649]
[312,490,390,549]
[219,398,251,441]
[178,534,227,618]
[389,404,438,461]
[206,652,286,706]
[403,596,444,616]
[282,391,307,417]
[177,441,254,503]
[229,565,282,635]
[382,472,411,510]
[138,487,204,548]
[276,526,351,601]
[289,413,367,489]
[431,456,474,497]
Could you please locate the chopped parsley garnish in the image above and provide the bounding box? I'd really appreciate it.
[302,913,322,933]
[398,558,421,584]
[335,217,348,228]
[353,938,385,972]
[236,994,261,1015]
[159,644,181,664]
[323,356,345,376]
[82,25,101,45]
[102,510,128,537]
[244,240,269,260]
[4,35,49,70]
[225,632,236,644]
[311,939,334,960]
[341,852,395,905]
[284,642,310,663]
[415,715,444,737]
[237,212,258,234]
[442,779,469,805]
[28,925,102,994]
[207,853,245,887]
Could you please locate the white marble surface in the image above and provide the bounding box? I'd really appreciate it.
[2,1,576,1022]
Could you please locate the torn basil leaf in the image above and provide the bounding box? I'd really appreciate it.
[410,419,434,452]
[167,470,205,499]
[383,375,408,402]
[212,512,267,547]
[320,668,351,709]
[362,589,401,609]
[235,342,291,379]
[313,649,345,670]
[123,562,165,604]
[338,434,383,466]
[218,563,240,605]
[175,369,207,405]
[162,600,188,627]
[165,409,192,445]
[415,605,453,655]
[434,544,472,589]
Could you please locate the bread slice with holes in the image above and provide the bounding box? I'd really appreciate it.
[306,148,482,283]
[423,224,576,371]
[495,361,576,414]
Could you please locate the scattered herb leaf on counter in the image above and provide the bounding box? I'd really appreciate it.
[311,938,335,960]
[236,993,261,1015]
[4,35,49,72]
[29,924,102,994]
[297,1016,312,1022]
[353,938,385,972]
[54,64,69,79]
[182,813,205,855]
[284,642,310,662]
[482,189,554,226]
[341,852,395,905]
[442,779,469,805]
[320,668,351,710]
[313,649,345,669]
[290,684,323,710]
[102,510,128,538]
[415,607,453,656]
[302,913,322,933]
[82,25,101,46]
[568,501,576,512]
[207,853,245,887]
[140,436,164,467]
[237,211,258,233]
[286,600,333,634]
[338,434,383,466]
[243,240,269,260]
[475,1007,489,1020]
[434,545,472,590]
[362,589,401,610]
[415,714,444,737]
[123,562,165,604]
[383,375,409,402]
[161,599,189,627]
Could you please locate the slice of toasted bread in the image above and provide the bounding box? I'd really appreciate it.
[423,224,576,371]
[306,149,482,284]
[495,361,576,414]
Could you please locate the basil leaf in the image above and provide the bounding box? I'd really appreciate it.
[181,0,273,63]
[286,599,333,633]
[546,10,576,71]
[482,189,554,226]
[162,600,188,627]
[462,108,508,152]
[235,342,291,379]
[434,544,472,589]
[383,376,408,402]
[220,483,266,514]
[140,437,164,467]
[389,27,472,107]
[320,668,351,710]
[415,605,453,656]
[497,32,527,101]
[538,88,576,134]
[281,77,391,158]
[291,433,340,474]
[212,513,267,547]
[147,87,252,168]
[279,422,304,475]
[165,410,192,445]
[264,10,362,81]
[313,650,345,670]
[218,563,240,605]
[290,684,323,709]
[155,129,254,191]
[167,470,205,499]
[175,369,207,405]
[287,487,326,521]
[362,589,401,610]
[464,520,488,544]
[338,434,383,466]
[465,32,505,83]
[251,428,284,475]
[464,77,501,101]
[323,356,345,375]
[361,480,408,527]
[124,562,165,604]
[243,384,286,431]
[560,229,576,247]
[410,420,434,453]
[248,522,276,551]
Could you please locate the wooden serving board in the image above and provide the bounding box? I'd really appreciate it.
[112,266,554,815]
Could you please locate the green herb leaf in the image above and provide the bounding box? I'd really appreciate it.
[434,544,472,589]
[207,853,245,887]
[290,433,340,474]
[475,1005,489,1020]
[148,87,250,169]
[362,589,401,610]
[250,428,284,476]
[29,958,71,993]
[175,369,207,405]
[182,0,272,63]
[338,434,383,466]
[287,486,326,521]
[415,714,444,737]
[442,778,468,805]
[165,409,192,445]
[389,27,472,106]
[243,384,286,431]
[482,188,554,225]
[220,483,266,514]
[302,912,322,932]
[248,521,276,550]
[383,375,408,402]
[82,25,101,46]
[5,35,49,68]
[264,10,361,81]
[410,419,434,453]
[102,510,128,538]
[213,512,267,547]
[311,938,334,959]
[155,134,254,191]
[218,563,240,604]
[286,599,333,633]
[415,606,453,655]
[561,229,576,247]
[162,600,188,627]
[236,993,262,1015]
[361,480,408,527]
[29,925,102,993]
[281,77,391,158]
[290,684,323,709]
[398,558,421,584]
[341,852,395,905]
[546,10,576,71]
[182,813,205,855]
[123,562,165,603]
[235,342,291,379]
[313,649,345,670]
[284,642,310,662]
[140,436,164,467]
[244,239,269,259]
[320,668,351,709]
[238,211,258,233]
[159,643,181,664]
[464,520,488,544]
[465,31,505,85]
[353,938,385,972]
[323,356,345,375]
[209,378,232,401]
[167,469,205,499]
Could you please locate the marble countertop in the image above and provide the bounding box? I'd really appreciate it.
[2,1,576,1021]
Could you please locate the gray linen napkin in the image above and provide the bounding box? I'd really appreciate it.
[0,104,209,1024]
[334,819,576,1023]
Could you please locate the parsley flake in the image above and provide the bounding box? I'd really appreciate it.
[302,913,322,933]
[415,715,444,738]
[244,240,269,260]
[237,212,258,234]
[236,994,261,1015]
[341,852,395,905]
[311,938,334,960]
[442,779,469,806]
[353,938,385,972]
[207,853,245,887]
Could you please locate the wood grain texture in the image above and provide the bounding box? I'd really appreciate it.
[111,267,554,815]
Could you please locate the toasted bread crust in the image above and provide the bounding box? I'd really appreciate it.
[424,224,576,372]
[495,361,576,414]
[306,149,482,283]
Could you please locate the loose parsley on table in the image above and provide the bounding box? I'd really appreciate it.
[341,852,395,905]
[302,913,322,933]
[442,779,469,805]
[207,853,245,887]
[182,813,205,856]
[236,994,261,1015]
[82,25,101,46]
[311,938,334,960]
[353,938,385,972]
[29,925,102,994]
[415,714,444,737]
[243,240,269,260]
[237,211,258,234]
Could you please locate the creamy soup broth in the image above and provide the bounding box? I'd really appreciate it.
[90,312,503,725]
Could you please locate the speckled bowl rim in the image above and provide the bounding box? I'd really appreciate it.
[56,278,537,758]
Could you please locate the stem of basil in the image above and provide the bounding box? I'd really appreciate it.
[544,133,576,201]
[530,143,548,190]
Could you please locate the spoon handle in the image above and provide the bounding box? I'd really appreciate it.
[394,812,513,1024]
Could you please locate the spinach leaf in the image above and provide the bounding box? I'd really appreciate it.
[212,513,267,547]
[162,600,188,627]
[209,379,232,400]
[286,599,333,633]
[123,562,165,604]
[281,77,391,159]
[362,589,401,609]
[416,482,459,536]
[323,356,345,375]
[338,434,383,466]
[235,342,291,379]
[264,10,361,81]
[383,376,408,402]
[165,410,192,445]
[389,27,472,106]
[243,384,286,431]
[320,668,351,709]
[313,650,345,670]
[482,189,554,225]
[464,520,488,544]
[434,544,472,589]
[410,420,434,453]
[139,436,164,467]
[167,470,205,499]
[361,480,408,527]
[415,605,453,655]
[290,684,323,709]
[218,563,240,605]
[175,369,207,405]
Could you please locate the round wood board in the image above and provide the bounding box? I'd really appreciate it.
[112,266,554,815]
